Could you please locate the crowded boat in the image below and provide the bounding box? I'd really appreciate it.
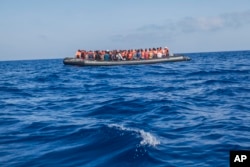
[63,47,191,66]
[75,47,170,61]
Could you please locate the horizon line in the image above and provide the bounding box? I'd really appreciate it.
[0,49,249,62]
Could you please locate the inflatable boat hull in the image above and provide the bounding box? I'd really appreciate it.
[63,55,191,66]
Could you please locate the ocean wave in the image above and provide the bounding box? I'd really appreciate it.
[108,124,160,147]
[1,51,250,166]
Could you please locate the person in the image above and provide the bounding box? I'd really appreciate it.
[157,48,162,58]
[136,49,141,59]
[121,50,126,60]
[132,49,137,60]
[118,51,126,60]
[80,50,86,59]
[144,48,149,59]
[75,49,81,58]
[141,49,145,59]
[100,50,105,60]
[164,47,169,57]
[109,50,115,61]
[104,50,110,61]
[95,50,101,60]
[153,48,157,58]
[88,50,95,60]
[127,50,133,60]
[115,50,124,61]
[149,48,153,59]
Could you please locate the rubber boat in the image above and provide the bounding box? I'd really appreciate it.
[63,54,191,66]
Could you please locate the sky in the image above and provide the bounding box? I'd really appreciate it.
[0,0,250,61]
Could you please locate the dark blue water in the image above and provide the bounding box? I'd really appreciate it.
[0,51,249,167]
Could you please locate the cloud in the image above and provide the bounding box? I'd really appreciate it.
[177,16,224,32]
[220,10,250,28]
[161,10,250,33]
[111,10,250,43]
[178,10,250,32]
[108,10,250,52]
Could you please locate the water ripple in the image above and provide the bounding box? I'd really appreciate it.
[0,51,249,166]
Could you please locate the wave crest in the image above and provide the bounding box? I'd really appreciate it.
[108,124,160,147]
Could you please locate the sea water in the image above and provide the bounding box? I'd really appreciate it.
[0,51,249,167]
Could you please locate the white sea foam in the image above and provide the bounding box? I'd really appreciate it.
[138,130,160,146]
[108,124,160,147]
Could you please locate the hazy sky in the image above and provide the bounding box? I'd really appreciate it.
[1,0,250,60]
